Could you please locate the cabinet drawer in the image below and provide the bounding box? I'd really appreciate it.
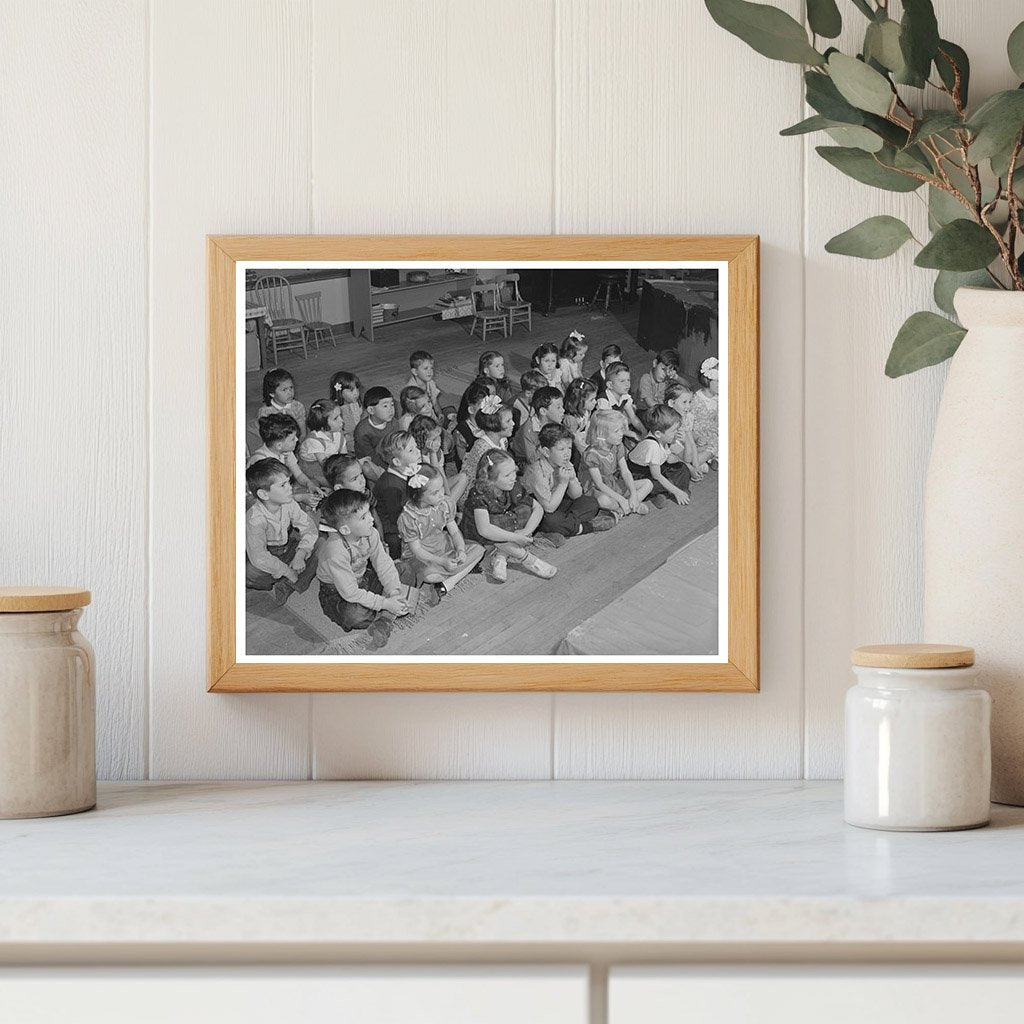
[609,967,1024,1024]
[0,966,587,1024]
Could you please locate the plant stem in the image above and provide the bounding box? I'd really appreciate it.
[935,47,966,117]
[1006,134,1024,289]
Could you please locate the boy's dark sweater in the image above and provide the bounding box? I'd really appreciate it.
[372,470,409,558]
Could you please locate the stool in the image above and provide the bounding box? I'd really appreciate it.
[590,272,627,314]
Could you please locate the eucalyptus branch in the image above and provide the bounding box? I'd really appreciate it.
[935,47,966,116]
[704,0,1024,375]
[1006,134,1024,287]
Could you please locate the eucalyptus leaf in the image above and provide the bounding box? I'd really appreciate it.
[887,143,934,175]
[990,130,1024,183]
[827,52,894,116]
[862,111,910,148]
[807,0,841,39]
[780,114,834,136]
[826,125,884,152]
[705,0,825,64]
[805,70,868,123]
[914,219,1001,271]
[885,311,966,377]
[864,19,905,74]
[966,89,1024,162]
[933,270,991,317]
[928,185,970,227]
[907,111,962,146]
[825,215,913,258]
[899,0,940,86]
[817,145,923,191]
[1008,20,1024,79]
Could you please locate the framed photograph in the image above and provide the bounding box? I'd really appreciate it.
[208,236,758,692]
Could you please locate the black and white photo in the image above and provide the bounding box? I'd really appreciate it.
[238,261,724,661]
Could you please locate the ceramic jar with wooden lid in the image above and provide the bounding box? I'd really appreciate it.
[844,644,990,831]
[0,587,95,818]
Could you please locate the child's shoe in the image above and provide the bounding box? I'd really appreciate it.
[709,457,719,472]
[366,615,394,649]
[487,552,508,584]
[634,501,652,515]
[519,553,557,579]
[649,493,670,509]
[583,513,616,533]
[420,584,442,608]
[533,531,566,549]
[271,579,294,606]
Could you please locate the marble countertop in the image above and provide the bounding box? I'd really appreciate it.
[2,781,1023,950]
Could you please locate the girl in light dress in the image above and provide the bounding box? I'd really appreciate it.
[557,330,588,390]
[691,356,720,472]
[327,370,364,454]
[398,464,485,595]
[664,380,708,481]
[461,450,557,584]
[459,395,515,508]
[562,378,598,465]
[257,368,306,440]
[531,343,562,391]
[297,399,346,486]
[581,410,653,518]
[453,380,494,468]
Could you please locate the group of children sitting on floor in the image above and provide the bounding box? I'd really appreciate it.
[244,331,720,650]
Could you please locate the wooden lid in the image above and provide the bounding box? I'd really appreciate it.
[851,643,974,669]
[0,587,91,613]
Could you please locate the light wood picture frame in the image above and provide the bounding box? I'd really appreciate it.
[209,235,759,692]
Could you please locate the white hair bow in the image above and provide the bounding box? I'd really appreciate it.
[568,330,585,342]
[408,472,429,488]
[700,356,719,380]
[479,394,503,414]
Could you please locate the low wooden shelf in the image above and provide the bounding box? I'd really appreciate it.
[350,270,475,341]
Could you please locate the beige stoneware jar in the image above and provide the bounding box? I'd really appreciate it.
[844,644,990,832]
[0,587,95,818]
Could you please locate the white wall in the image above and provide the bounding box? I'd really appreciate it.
[4,0,1011,781]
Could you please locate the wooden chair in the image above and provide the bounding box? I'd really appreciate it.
[469,284,508,342]
[498,273,532,334]
[294,291,335,353]
[253,275,307,363]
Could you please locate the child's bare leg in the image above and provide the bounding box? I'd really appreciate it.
[634,479,654,502]
[439,543,485,591]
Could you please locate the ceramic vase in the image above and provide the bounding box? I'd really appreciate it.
[923,287,1024,805]
[0,607,96,818]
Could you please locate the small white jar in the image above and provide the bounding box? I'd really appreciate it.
[0,587,95,818]
[844,644,990,831]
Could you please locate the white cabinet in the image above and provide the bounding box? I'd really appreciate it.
[0,967,588,1024]
[609,968,1024,1024]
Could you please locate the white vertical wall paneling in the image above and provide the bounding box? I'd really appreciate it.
[0,0,148,779]
[307,0,557,779]
[551,0,806,778]
[148,0,314,778]
[803,0,1024,778]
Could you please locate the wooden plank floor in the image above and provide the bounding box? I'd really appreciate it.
[243,300,720,657]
